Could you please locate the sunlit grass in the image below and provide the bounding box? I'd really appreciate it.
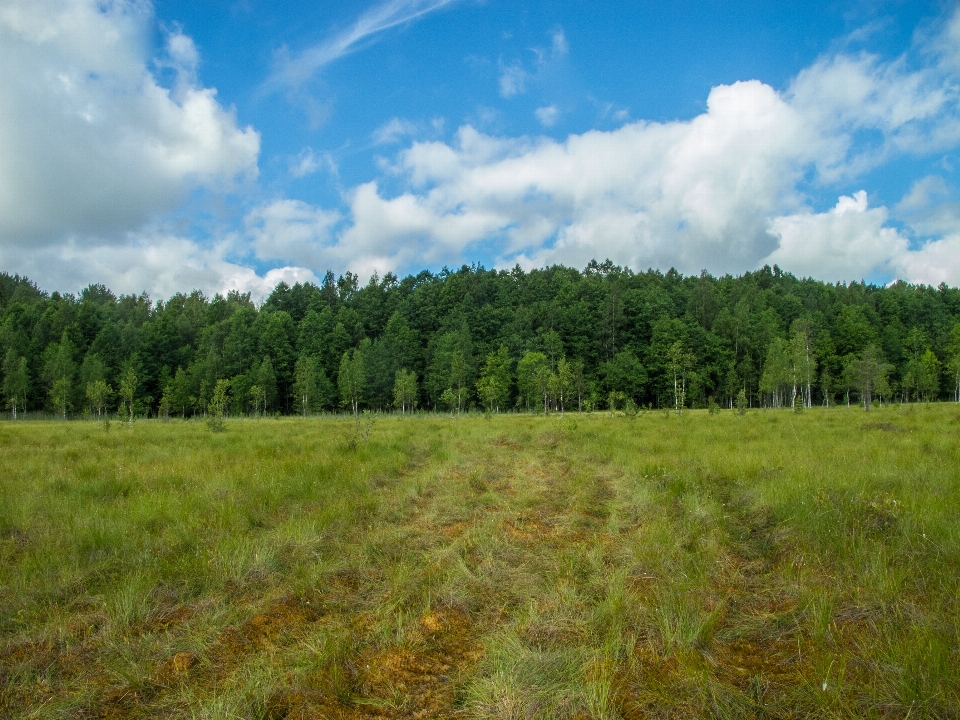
[1,404,959,718]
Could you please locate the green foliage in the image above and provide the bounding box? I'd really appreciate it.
[86,379,112,427]
[0,266,958,420]
[599,349,646,404]
[207,378,229,431]
[338,347,365,415]
[256,356,278,412]
[476,345,511,413]
[392,368,418,414]
[666,340,694,416]
[292,354,318,416]
[118,365,137,427]
[517,351,550,413]
[44,331,76,419]
[3,349,29,419]
[607,389,625,415]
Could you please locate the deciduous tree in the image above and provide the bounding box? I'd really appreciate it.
[393,369,418,414]
[3,350,29,420]
[292,354,318,416]
[118,366,137,426]
[86,379,111,427]
[476,345,511,413]
[338,347,365,415]
[44,331,76,420]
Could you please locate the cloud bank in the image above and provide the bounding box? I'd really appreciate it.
[248,9,960,287]
[3,2,960,301]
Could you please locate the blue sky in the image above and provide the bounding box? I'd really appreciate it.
[2,0,960,299]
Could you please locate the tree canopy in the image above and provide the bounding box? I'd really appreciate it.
[1,262,958,417]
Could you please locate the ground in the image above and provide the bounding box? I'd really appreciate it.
[1,404,959,718]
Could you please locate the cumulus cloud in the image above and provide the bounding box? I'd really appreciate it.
[338,80,819,276]
[246,199,342,268]
[0,0,259,245]
[763,192,908,282]
[284,8,960,286]
[0,230,316,302]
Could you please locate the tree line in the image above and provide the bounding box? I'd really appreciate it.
[2,261,960,420]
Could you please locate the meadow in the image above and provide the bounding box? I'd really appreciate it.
[1,404,959,719]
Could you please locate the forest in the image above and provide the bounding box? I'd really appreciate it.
[2,261,960,419]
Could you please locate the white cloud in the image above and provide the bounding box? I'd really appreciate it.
[267,0,458,89]
[786,49,960,180]
[551,29,568,57]
[0,230,316,302]
[368,80,819,275]
[498,26,569,99]
[246,199,342,268]
[895,176,960,237]
[893,234,960,287]
[535,105,560,127]
[763,192,908,282]
[498,61,528,98]
[289,147,336,178]
[296,9,960,286]
[0,0,259,245]
[372,117,420,144]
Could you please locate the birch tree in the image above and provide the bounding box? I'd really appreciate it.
[854,345,890,411]
[338,347,365,415]
[249,384,265,418]
[256,356,278,413]
[917,349,941,402]
[516,351,549,412]
[760,338,791,409]
[86,380,111,428]
[666,340,694,416]
[170,367,192,418]
[3,350,29,420]
[450,350,467,414]
[292,354,318,416]
[571,358,586,412]
[44,332,75,420]
[948,322,960,403]
[476,346,511,413]
[554,356,573,415]
[118,367,137,427]
[207,378,229,431]
[790,328,816,409]
[393,369,418,414]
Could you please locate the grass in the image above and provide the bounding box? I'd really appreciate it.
[1,403,959,718]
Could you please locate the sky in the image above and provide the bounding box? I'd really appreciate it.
[2,0,960,301]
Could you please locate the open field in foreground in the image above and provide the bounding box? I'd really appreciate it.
[2,406,960,719]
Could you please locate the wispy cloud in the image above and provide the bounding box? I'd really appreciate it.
[497,27,569,98]
[268,0,458,89]
[535,105,559,127]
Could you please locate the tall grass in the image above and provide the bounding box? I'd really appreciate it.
[1,404,959,718]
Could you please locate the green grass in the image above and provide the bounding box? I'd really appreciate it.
[1,404,959,719]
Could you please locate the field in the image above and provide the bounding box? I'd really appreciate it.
[1,405,959,719]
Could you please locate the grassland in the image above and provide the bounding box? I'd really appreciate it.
[1,404,959,719]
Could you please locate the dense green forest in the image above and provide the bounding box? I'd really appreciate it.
[2,261,960,419]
